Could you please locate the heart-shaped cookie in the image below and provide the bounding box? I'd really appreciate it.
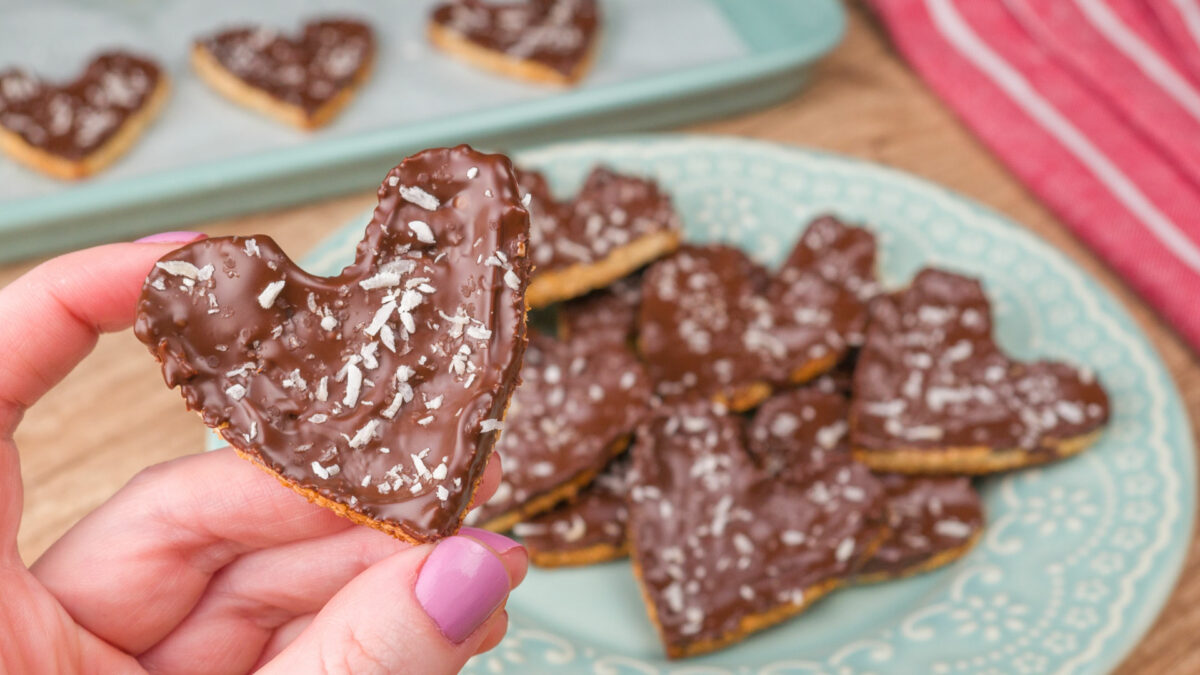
[850,268,1110,473]
[428,0,600,85]
[556,273,642,349]
[745,388,855,480]
[777,214,880,304]
[467,331,651,531]
[639,219,869,411]
[192,18,374,129]
[858,474,984,581]
[521,166,681,307]
[0,51,168,179]
[627,402,889,658]
[747,388,983,581]
[515,453,632,567]
[134,146,530,542]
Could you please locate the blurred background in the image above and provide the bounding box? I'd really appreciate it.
[1,1,1198,672]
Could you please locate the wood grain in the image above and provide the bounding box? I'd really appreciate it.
[0,3,1194,671]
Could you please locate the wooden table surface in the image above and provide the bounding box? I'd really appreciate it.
[2,3,1196,672]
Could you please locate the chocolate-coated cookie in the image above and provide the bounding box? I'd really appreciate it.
[850,268,1110,473]
[135,146,530,543]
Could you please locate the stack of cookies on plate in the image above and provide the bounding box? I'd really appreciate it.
[468,165,1112,658]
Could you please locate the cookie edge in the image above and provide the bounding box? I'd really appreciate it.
[190,42,373,130]
[0,73,170,179]
[478,435,631,532]
[855,529,983,584]
[851,428,1104,474]
[427,20,599,86]
[527,229,681,308]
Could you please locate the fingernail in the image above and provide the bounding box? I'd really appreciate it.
[459,527,523,554]
[415,536,510,644]
[134,231,206,244]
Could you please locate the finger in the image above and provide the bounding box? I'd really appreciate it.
[474,610,509,655]
[0,238,201,553]
[472,452,502,508]
[460,528,528,588]
[253,614,315,670]
[138,526,410,675]
[32,448,353,654]
[0,438,21,564]
[260,533,526,675]
[0,237,204,435]
[144,528,524,674]
[34,449,515,656]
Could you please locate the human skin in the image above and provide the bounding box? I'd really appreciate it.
[0,233,527,674]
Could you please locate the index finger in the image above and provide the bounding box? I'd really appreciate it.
[0,237,204,435]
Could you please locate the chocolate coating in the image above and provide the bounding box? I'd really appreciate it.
[860,474,984,577]
[430,0,599,77]
[516,454,631,560]
[851,268,1110,455]
[557,273,642,349]
[627,402,888,656]
[778,214,879,303]
[0,51,162,159]
[746,389,854,481]
[134,146,530,542]
[520,166,681,273]
[747,388,982,577]
[468,331,651,527]
[639,219,867,404]
[197,18,374,113]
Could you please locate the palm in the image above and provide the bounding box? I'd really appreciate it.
[0,564,140,673]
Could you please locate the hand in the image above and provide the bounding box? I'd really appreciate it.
[0,233,526,674]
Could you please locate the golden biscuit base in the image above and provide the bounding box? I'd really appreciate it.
[527,230,681,308]
[427,21,598,86]
[528,540,630,568]
[707,351,841,413]
[0,76,170,180]
[630,528,888,659]
[851,429,1104,475]
[479,436,631,533]
[789,351,841,386]
[712,381,772,413]
[855,530,982,585]
[190,44,373,130]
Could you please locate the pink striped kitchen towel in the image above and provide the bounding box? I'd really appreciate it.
[872,0,1200,353]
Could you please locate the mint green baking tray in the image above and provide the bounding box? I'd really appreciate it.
[0,0,844,262]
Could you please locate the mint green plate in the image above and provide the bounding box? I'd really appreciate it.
[0,0,843,262]
[241,136,1196,673]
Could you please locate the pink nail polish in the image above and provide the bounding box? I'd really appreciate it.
[459,527,523,554]
[134,231,206,244]
[415,536,509,644]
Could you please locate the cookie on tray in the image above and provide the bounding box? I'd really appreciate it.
[850,268,1110,474]
[192,18,374,129]
[134,145,531,543]
[429,0,600,85]
[0,52,169,179]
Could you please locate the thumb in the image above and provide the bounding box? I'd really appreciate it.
[259,530,527,675]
